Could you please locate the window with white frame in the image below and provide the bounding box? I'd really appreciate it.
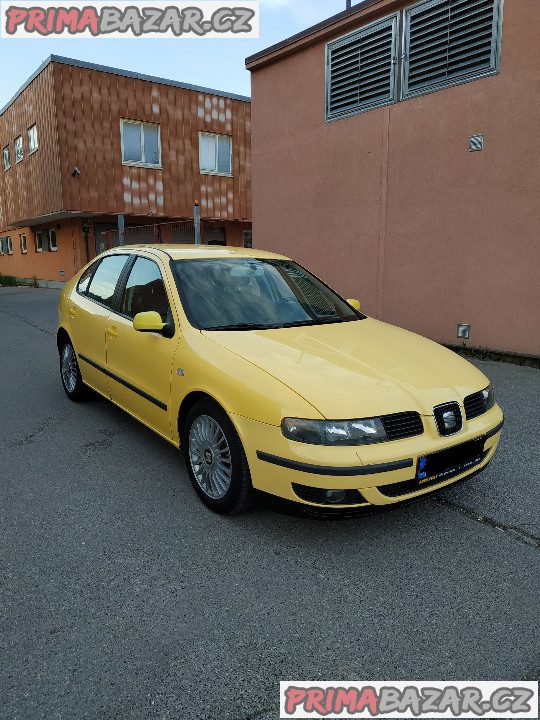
[326,0,503,121]
[0,238,4,255]
[199,133,232,176]
[14,136,23,163]
[28,125,38,153]
[3,145,11,170]
[20,234,27,254]
[120,120,161,167]
[5,236,13,255]
[35,231,44,252]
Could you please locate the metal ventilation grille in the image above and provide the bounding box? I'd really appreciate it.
[381,412,424,441]
[327,16,397,121]
[404,0,500,97]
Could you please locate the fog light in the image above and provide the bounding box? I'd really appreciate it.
[292,484,367,506]
[325,489,347,504]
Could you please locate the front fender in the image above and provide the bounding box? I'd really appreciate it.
[169,329,323,443]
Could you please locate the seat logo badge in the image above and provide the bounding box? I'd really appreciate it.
[442,410,457,431]
[176,369,185,377]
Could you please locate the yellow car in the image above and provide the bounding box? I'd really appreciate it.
[57,245,503,514]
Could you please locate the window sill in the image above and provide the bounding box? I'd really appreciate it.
[122,161,162,170]
[3,166,11,172]
[29,148,38,155]
[200,170,233,178]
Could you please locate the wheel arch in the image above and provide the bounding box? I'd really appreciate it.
[57,327,71,354]
[178,391,218,445]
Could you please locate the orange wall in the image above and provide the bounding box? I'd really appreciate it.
[0,222,83,282]
[0,218,250,281]
[249,0,540,356]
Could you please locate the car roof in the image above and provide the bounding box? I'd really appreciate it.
[108,244,290,261]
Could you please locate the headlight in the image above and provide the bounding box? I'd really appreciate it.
[281,417,387,446]
[482,385,495,411]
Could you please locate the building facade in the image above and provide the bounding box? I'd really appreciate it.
[247,0,539,356]
[0,56,252,284]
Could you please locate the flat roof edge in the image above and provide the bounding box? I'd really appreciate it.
[0,56,53,116]
[1,55,250,117]
[246,0,384,69]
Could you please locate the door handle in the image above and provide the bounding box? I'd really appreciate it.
[107,326,118,339]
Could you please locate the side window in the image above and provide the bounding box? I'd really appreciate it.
[87,255,129,307]
[48,230,57,252]
[35,231,44,253]
[121,257,170,323]
[77,262,98,295]
[14,136,24,163]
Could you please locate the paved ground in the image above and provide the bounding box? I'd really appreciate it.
[1,287,539,720]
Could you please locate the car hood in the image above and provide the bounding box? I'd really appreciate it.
[203,318,488,419]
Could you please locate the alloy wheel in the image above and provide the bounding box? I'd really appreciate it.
[61,344,78,394]
[188,415,233,499]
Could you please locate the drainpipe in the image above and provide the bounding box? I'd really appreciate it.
[117,214,125,246]
[82,220,90,263]
[194,201,201,245]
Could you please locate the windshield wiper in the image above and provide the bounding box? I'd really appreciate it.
[280,318,345,328]
[203,317,361,331]
[203,323,284,331]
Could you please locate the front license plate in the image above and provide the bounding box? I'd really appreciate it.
[416,437,486,484]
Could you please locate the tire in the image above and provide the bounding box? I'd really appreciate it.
[182,399,254,514]
[59,339,89,402]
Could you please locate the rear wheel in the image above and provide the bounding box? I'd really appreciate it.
[59,340,88,402]
[182,399,254,514]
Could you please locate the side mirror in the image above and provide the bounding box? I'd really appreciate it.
[347,299,361,312]
[133,311,165,334]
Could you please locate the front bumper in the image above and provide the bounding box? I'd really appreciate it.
[231,405,504,508]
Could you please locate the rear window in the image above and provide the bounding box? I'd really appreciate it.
[86,255,129,307]
[77,262,97,294]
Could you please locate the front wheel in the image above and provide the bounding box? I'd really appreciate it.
[59,340,89,402]
[182,399,254,514]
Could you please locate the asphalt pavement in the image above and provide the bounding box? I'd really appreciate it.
[1,287,539,720]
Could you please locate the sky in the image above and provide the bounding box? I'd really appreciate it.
[0,1,356,108]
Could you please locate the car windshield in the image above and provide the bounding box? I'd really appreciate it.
[172,258,364,331]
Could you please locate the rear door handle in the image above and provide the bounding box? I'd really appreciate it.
[107,326,118,339]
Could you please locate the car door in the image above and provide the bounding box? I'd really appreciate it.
[68,254,131,396]
[105,253,178,440]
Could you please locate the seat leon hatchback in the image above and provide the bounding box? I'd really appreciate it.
[57,245,503,514]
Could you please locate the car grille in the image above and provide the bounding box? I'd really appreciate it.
[433,402,463,436]
[381,412,424,441]
[464,390,487,420]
